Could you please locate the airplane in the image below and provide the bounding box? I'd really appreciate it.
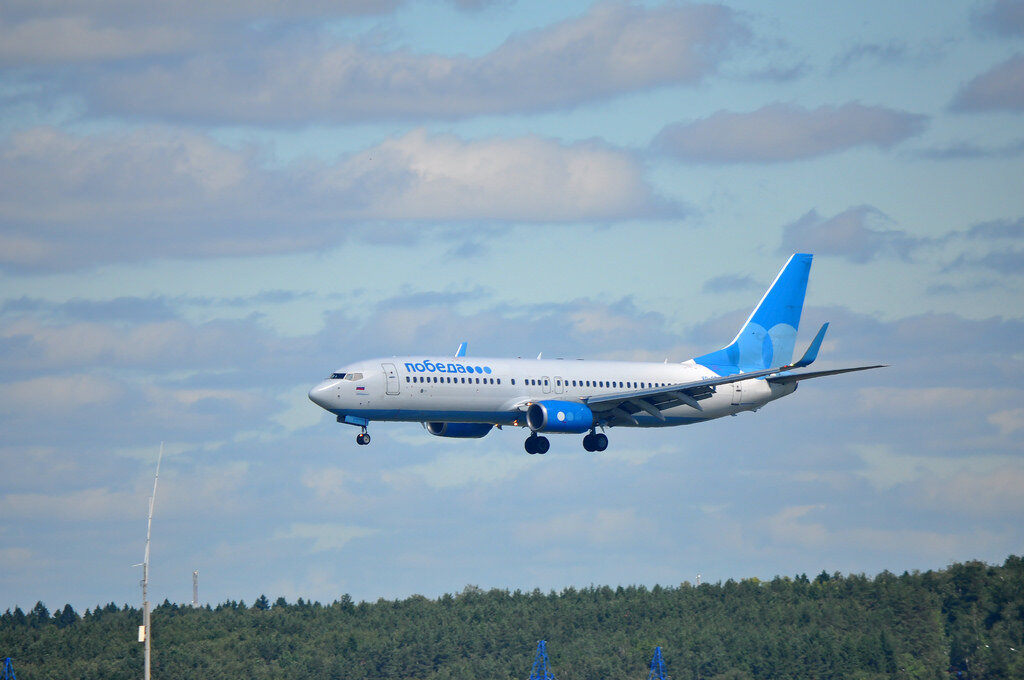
[308,254,884,453]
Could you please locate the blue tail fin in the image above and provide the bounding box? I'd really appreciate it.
[695,254,812,374]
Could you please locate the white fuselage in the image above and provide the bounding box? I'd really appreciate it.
[308,355,797,430]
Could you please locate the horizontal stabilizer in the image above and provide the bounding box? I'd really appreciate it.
[767,364,887,385]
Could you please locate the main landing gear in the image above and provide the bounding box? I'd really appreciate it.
[524,431,609,453]
[356,426,371,446]
[524,433,550,455]
[582,431,608,452]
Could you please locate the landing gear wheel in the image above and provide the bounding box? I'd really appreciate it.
[356,432,371,446]
[583,432,607,452]
[525,434,549,454]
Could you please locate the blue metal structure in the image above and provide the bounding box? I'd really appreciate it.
[528,640,556,680]
[2,658,16,680]
[647,646,667,680]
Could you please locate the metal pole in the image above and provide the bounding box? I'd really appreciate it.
[140,443,162,680]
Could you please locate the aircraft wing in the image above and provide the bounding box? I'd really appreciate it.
[583,365,787,423]
[582,324,884,425]
[583,362,884,424]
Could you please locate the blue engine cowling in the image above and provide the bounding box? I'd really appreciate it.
[425,422,494,438]
[526,400,594,433]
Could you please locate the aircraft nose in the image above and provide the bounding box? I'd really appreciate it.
[308,380,336,410]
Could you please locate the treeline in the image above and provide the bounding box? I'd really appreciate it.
[2,557,1022,680]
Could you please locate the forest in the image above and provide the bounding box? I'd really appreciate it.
[2,556,1022,680]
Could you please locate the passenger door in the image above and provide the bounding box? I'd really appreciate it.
[382,363,400,395]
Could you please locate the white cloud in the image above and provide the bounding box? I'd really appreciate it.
[0,374,123,414]
[856,387,1019,419]
[0,546,37,569]
[0,15,189,64]
[0,486,140,521]
[908,466,1024,518]
[988,407,1024,434]
[273,384,327,432]
[973,1,1024,38]
[82,3,745,122]
[0,127,671,272]
[274,522,378,552]
[300,467,360,504]
[952,54,1024,111]
[0,1,402,65]
[760,504,1001,559]
[779,206,925,262]
[395,448,533,489]
[851,444,1024,518]
[518,508,648,547]
[654,103,927,163]
[314,129,672,221]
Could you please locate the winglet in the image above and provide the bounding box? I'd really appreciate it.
[790,322,828,369]
[455,342,467,358]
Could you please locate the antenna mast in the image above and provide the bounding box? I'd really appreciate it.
[647,646,668,680]
[137,443,163,680]
[528,640,557,680]
[192,570,198,608]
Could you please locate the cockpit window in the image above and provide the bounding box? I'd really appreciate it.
[344,372,364,381]
[330,372,346,380]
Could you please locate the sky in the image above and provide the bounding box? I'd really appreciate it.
[1,0,1022,614]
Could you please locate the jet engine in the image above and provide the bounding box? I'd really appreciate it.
[526,401,595,433]
[425,422,494,438]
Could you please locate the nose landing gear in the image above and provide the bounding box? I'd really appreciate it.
[356,427,371,446]
[524,433,550,454]
[582,431,608,452]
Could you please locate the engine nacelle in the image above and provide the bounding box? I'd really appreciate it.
[425,422,494,438]
[526,400,594,433]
